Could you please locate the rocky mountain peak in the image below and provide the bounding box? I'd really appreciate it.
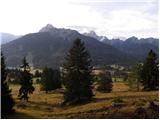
[39,24,57,32]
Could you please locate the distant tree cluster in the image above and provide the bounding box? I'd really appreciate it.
[96,71,112,92]
[34,70,41,77]
[41,67,61,93]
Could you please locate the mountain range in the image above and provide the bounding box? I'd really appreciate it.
[84,31,159,60]
[1,24,159,68]
[0,32,20,44]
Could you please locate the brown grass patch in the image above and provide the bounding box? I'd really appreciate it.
[8,83,159,118]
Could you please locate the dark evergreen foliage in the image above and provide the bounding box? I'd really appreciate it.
[140,50,159,91]
[41,67,61,93]
[96,72,113,92]
[18,57,34,101]
[1,53,15,118]
[62,38,93,104]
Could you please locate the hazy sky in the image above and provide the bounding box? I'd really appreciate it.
[0,0,158,38]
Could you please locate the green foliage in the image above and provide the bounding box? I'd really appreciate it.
[41,67,61,93]
[96,72,112,92]
[140,50,159,91]
[133,99,146,107]
[112,97,123,103]
[127,63,142,91]
[62,38,93,104]
[18,57,35,101]
[1,53,15,118]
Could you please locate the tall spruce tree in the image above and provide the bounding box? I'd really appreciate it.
[62,38,93,104]
[18,57,34,101]
[41,67,61,93]
[97,71,112,92]
[141,50,159,91]
[1,53,15,118]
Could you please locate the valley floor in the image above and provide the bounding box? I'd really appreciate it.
[7,83,159,119]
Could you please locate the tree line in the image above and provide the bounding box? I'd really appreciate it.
[1,38,159,118]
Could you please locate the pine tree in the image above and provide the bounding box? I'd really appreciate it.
[141,50,159,91]
[41,67,61,93]
[97,71,112,92]
[18,57,34,101]
[62,38,93,104]
[1,53,15,118]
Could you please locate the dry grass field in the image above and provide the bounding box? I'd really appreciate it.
[7,83,159,119]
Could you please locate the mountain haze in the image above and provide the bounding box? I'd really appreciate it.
[0,33,20,44]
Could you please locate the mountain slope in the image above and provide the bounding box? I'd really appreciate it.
[83,31,159,60]
[2,25,133,68]
[102,36,159,60]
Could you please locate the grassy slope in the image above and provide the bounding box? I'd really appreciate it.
[8,83,158,119]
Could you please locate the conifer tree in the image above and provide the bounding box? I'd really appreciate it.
[1,53,15,118]
[97,72,112,92]
[18,57,34,101]
[141,50,159,90]
[62,38,93,104]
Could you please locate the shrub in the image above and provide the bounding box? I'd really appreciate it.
[112,97,123,103]
[132,99,146,107]
[133,101,145,107]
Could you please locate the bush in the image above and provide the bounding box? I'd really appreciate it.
[112,97,123,103]
[133,100,146,107]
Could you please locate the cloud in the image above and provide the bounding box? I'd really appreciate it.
[71,0,158,38]
[0,0,158,38]
[0,0,102,34]
[98,9,158,38]
[66,26,97,33]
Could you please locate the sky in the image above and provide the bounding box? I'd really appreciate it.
[0,0,159,39]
